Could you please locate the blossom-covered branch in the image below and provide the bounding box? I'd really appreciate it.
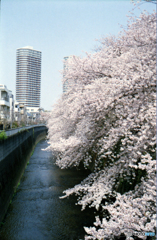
[47,10,156,240]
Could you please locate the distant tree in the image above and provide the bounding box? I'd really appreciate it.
[47,11,156,240]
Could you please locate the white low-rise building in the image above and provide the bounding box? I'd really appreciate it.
[26,107,44,124]
[9,90,15,123]
[0,84,44,127]
[0,84,15,129]
[14,102,20,122]
[19,103,27,122]
[0,85,11,120]
[14,102,27,123]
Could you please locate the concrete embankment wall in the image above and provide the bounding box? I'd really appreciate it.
[0,126,47,223]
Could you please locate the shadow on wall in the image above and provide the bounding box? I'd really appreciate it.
[0,126,47,223]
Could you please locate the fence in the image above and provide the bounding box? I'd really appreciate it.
[4,124,46,137]
[0,125,47,162]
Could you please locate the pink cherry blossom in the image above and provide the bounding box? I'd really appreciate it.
[46,7,156,240]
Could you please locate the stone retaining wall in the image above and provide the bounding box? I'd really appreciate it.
[0,126,47,223]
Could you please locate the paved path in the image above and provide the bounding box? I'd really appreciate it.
[0,140,94,240]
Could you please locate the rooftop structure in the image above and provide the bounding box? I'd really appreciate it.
[63,55,74,93]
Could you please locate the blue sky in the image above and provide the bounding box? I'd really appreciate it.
[0,0,156,110]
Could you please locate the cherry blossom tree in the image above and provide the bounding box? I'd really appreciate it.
[47,10,156,240]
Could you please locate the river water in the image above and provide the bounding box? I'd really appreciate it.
[0,140,95,240]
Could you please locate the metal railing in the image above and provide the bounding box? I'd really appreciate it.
[2,124,46,137]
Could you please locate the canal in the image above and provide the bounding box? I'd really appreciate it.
[0,140,94,240]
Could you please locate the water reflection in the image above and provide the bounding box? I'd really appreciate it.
[0,140,94,240]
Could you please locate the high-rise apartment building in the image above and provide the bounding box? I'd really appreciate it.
[16,46,42,110]
[63,55,74,93]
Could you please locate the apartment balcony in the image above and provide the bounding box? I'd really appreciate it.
[0,96,9,101]
[0,97,10,107]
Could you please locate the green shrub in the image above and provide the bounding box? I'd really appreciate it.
[0,131,7,140]
[20,122,26,127]
[12,121,19,129]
